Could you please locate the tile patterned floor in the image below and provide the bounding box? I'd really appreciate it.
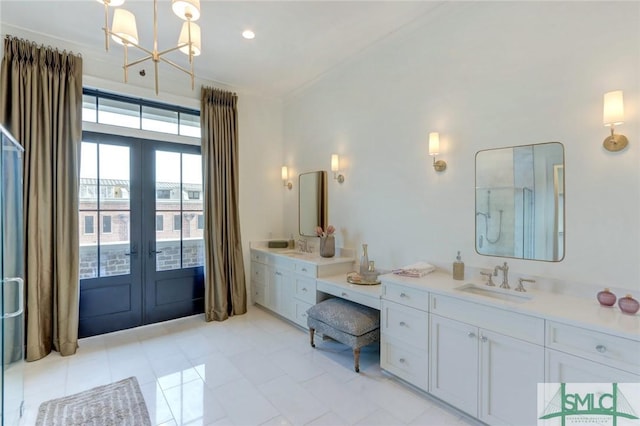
[20,306,479,426]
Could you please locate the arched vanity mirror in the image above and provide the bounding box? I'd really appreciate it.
[475,142,565,261]
[299,171,327,237]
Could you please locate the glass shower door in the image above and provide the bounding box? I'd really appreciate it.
[1,124,25,426]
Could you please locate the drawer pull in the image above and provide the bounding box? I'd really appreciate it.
[302,288,308,292]
[399,358,406,364]
[596,344,607,353]
[400,293,408,298]
[301,267,308,272]
[275,271,282,276]
[341,292,348,297]
[302,313,307,317]
[399,321,407,327]
[468,332,476,339]
[480,335,488,343]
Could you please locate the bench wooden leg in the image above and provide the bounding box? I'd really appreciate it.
[353,348,361,372]
[309,328,315,348]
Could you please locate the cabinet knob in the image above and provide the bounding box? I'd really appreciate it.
[480,336,488,343]
[341,292,348,297]
[596,344,607,353]
[468,332,476,339]
[400,293,407,298]
[399,321,406,327]
[399,358,406,364]
[301,268,308,272]
[302,288,308,292]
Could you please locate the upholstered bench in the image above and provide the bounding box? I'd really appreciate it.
[307,297,380,372]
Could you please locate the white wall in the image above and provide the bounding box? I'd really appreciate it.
[283,2,640,293]
[0,24,286,286]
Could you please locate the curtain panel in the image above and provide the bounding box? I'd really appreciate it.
[0,36,82,361]
[201,87,247,321]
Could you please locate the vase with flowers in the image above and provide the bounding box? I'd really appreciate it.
[316,225,336,258]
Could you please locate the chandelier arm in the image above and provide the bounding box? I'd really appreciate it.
[107,31,155,58]
[124,54,154,69]
[158,56,193,76]
[103,2,110,51]
[156,44,189,57]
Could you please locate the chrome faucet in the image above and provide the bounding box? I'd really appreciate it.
[297,239,310,253]
[480,270,496,286]
[516,278,535,292]
[495,262,509,289]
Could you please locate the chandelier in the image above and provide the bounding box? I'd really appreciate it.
[96,0,202,95]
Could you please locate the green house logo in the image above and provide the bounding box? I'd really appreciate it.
[539,383,639,426]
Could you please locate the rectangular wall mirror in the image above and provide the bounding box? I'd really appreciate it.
[299,171,327,237]
[475,142,565,262]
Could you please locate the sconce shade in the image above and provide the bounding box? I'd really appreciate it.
[172,0,201,21]
[331,154,340,172]
[428,132,440,155]
[603,90,624,126]
[281,166,288,181]
[178,22,202,56]
[111,8,139,45]
[96,0,126,6]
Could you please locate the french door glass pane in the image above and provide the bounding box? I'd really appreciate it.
[155,150,203,271]
[80,141,132,279]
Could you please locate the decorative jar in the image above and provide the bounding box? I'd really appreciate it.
[319,235,335,258]
[597,288,616,307]
[618,294,639,315]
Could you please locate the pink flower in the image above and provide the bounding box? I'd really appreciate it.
[317,225,336,237]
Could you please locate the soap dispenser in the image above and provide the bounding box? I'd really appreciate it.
[453,251,465,280]
[288,234,295,249]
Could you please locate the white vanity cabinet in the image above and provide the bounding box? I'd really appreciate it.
[429,294,545,426]
[545,321,640,383]
[380,282,430,391]
[250,248,353,329]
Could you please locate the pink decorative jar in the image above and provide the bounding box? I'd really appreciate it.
[597,288,617,307]
[618,294,639,315]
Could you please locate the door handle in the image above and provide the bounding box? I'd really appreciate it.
[125,244,138,257]
[2,277,24,319]
[149,242,163,257]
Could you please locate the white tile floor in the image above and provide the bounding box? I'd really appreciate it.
[21,306,479,426]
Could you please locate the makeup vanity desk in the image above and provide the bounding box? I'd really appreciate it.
[315,274,382,310]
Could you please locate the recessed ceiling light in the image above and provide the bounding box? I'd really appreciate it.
[242,30,255,40]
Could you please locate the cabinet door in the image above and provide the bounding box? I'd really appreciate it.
[546,349,640,383]
[479,329,544,426]
[429,314,478,416]
[271,266,293,319]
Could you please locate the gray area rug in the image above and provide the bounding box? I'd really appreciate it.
[36,377,151,426]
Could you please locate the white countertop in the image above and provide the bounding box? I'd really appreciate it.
[251,246,355,267]
[380,271,640,341]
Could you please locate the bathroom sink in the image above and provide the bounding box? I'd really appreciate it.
[455,283,533,303]
[280,250,316,259]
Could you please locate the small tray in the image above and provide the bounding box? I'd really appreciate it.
[346,273,381,286]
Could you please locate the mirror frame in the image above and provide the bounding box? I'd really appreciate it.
[475,142,565,262]
[298,171,328,237]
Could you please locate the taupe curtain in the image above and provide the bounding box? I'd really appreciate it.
[201,87,246,321]
[0,36,82,361]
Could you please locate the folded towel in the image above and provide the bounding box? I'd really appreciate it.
[392,261,436,277]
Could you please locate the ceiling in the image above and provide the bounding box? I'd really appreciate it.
[0,1,444,98]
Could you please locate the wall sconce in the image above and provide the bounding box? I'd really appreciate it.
[428,132,447,172]
[603,90,629,152]
[331,154,345,183]
[281,166,292,190]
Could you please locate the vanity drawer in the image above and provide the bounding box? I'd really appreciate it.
[251,250,268,264]
[294,275,316,304]
[294,261,317,278]
[382,283,429,311]
[381,300,428,350]
[381,335,428,391]
[546,321,640,373]
[251,262,267,285]
[253,281,266,306]
[294,299,314,329]
[430,294,544,345]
